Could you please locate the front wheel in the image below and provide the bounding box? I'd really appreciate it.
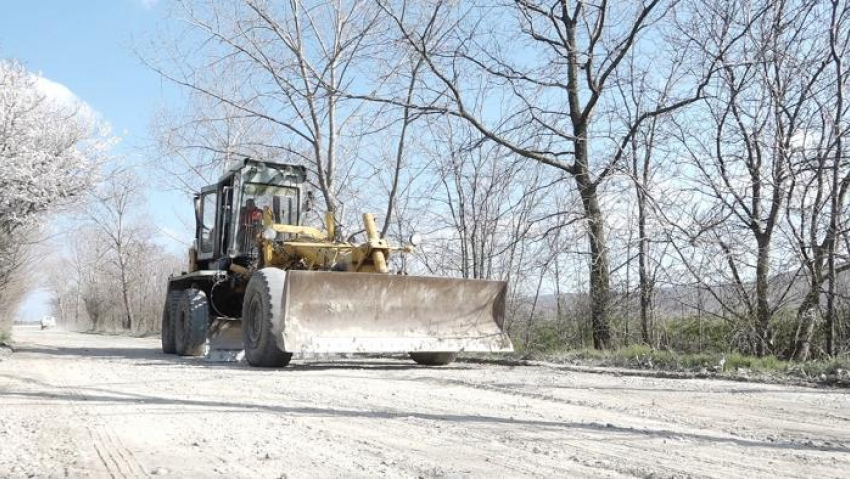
[409,352,458,366]
[243,269,292,368]
[161,290,181,354]
[176,288,209,356]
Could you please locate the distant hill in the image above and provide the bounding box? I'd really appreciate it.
[516,266,847,321]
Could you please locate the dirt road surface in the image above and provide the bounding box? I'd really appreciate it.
[0,329,848,478]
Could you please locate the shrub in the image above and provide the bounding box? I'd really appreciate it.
[661,317,734,354]
[723,353,787,372]
[789,355,850,376]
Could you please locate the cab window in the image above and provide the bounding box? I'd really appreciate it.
[236,184,297,253]
[199,192,217,254]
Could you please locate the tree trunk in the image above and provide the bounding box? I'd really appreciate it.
[827,13,844,356]
[576,170,612,350]
[637,179,651,345]
[523,266,547,354]
[826,269,836,357]
[118,256,134,331]
[554,259,563,324]
[792,285,820,361]
[755,236,771,356]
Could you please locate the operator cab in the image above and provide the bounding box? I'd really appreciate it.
[193,159,307,271]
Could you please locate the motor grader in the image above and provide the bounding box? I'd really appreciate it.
[161,158,512,367]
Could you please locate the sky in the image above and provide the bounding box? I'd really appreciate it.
[1,0,193,320]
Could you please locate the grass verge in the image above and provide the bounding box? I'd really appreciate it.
[463,345,850,387]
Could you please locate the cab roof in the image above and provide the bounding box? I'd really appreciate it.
[218,158,307,183]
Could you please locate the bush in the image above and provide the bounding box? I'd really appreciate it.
[788,355,850,377]
[662,316,733,353]
[538,345,791,373]
[510,318,588,355]
[723,353,787,372]
[643,308,821,359]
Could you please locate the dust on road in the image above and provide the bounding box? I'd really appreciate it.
[0,329,847,478]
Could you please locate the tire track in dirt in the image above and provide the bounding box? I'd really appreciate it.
[53,369,148,478]
[261,372,658,478]
[414,373,849,450]
[294,370,844,478]
[90,367,267,478]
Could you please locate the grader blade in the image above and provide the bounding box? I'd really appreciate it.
[275,271,513,354]
[205,318,245,362]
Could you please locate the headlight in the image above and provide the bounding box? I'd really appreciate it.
[262,228,277,241]
[408,233,422,246]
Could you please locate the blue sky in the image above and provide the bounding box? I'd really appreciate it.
[1,0,193,320]
[2,1,167,145]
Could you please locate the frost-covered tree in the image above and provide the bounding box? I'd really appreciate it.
[0,59,110,328]
[0,60,108,234]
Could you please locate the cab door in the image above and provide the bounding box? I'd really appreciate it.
[196,185,218,261]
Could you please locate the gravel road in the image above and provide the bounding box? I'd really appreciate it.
[0,328,847,478]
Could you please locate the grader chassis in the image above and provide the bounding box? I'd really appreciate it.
[161,159,512,367]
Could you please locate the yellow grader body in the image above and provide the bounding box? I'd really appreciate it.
[161,159,512,367]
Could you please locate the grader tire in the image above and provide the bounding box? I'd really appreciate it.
[409,352,458,366]
[161,290,182,354]
[176,288,209,357]
[243,269,293,368]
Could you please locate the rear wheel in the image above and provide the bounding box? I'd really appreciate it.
[161,290,182,354]
[243,269,292,367]
[176,288,209,356]
[409,352,458,366]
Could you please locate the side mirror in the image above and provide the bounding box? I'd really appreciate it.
[193,195,201,229]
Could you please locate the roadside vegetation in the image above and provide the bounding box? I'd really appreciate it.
[530,347,850,387]
[508,316,850,386]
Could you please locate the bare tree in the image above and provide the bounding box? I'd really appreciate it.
[824,0,850,357]
[673,0,826,356]
[381,56,424,237]
[420,118,552,281]
[145,0,391,221]
[785,0,850,360]
[373,0,726,348]
[82,173,146,331]
[613,49,684,345]
[48,219,182,334]
[151,95,279,194]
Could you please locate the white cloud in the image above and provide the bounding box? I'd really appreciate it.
[33,75,99,122]
[33,76,78,107]
[140,0,158,9]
